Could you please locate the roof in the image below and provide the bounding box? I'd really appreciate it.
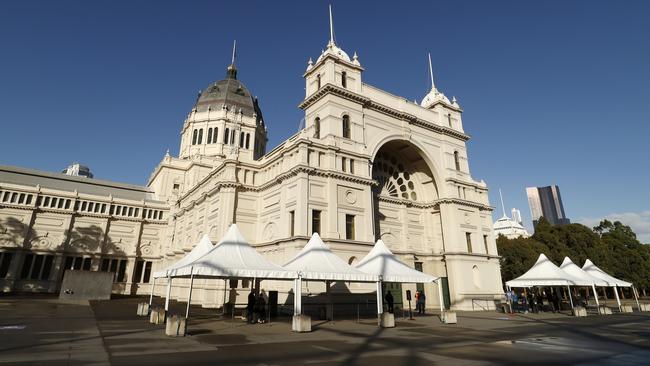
[153,234,214,278]
[193,64,263,120]
[505,253,585,287]
[559,257,608,287]
[355,239,438,283]
[283,233,376,282]
[0,164,161,203]
[169,224,295,280]
[582,259,632,287]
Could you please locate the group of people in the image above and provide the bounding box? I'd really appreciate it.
[383,289,427,315]
[246,289,267,324]
[506,288,564,313]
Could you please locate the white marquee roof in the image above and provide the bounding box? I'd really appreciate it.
[153,234,214,278]
[168,224,296,280]
[505,253,584,287]
[559,257,608,287]
[355,239,438,283]
[283,233,376,282]
[582,259,632,287]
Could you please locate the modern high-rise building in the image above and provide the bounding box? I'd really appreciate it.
[526,185,570,227]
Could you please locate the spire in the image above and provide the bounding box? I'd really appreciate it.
[226,40,238,79]
[428,53,436,91]
[328,4,335,47]
[499,188,507,218]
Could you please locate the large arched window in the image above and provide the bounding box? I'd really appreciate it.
[342,115,350,138]
[341,71,347,88]
[224,128,230,144]
[212,127,218,143]
[197,129,203,144]
[191,129,198,145]
[245,133,250,149]
[207,128,213,144]
[454,151,461,171]
[314,117,320,138]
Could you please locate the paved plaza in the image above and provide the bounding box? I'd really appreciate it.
[1,295,649,365]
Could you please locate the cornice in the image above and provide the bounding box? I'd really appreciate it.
[446,177,489,191]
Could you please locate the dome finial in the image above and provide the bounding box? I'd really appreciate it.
[428,52,436,91]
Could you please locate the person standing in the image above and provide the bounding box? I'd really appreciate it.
[417,291,426,314]
[385,291,394,314]
[414,290,421,314]
[246,290,256,324]
[256,291,267,323]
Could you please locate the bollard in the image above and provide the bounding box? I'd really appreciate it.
[379,312,395,328]
[638,303,650,312]
[150,308,166,324]
[165,315,187,337]
[440,311,457,324]
[292,314,312,332]
[572,307,587,317]
[620,305,633,313]
[598,306,612,315]
[137,302,150,316]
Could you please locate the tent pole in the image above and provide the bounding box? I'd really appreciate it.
[376,280,383,326]
[185,268,195,319]
[165,276,173,312]
[567,285,574,309]
[591,284,599,307]
[633,286,640,310]
[294,277,302,316]
[437,279,444,313]
[149,277,156,307]
[613,285,621,310]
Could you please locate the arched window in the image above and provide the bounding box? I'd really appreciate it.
[207,128,213,144]
[342,115,350,138]
[245,133,250,149]
[314,117,320,138]
[447,114,452,127]
[317,74,321,89]
[454,151,461,171]
[224,128,229,144]
[197,129,203,144]
[212,127,218,143]
[472,265,481,289]
[239,132,244,147]
[341,71,347,88]
[192,129,198,145]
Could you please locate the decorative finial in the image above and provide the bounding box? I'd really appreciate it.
[226,40,238,79]
[308,57,313,66]
[428,52,436,91]
[328,4,335,47]
[452,96,457,103]
[352,51,360,66]
[165,149,170,157]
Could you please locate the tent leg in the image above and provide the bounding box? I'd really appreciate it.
[149,277,156,307]
[438,279,445,313]
[613,285,621,310]
[376,281,383,326]
[294,278,302,316]
[165,277,173,312]
[185,270,195,319]
[592,284,599,307]
[567,286,574,309]
[633,286,640,310]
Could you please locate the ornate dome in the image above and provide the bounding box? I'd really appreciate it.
[420,87,451,109]
[193,64,262,119]
[317,41,351,63]
[493,215,531,239]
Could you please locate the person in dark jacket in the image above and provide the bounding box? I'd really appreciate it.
[246,290,256,324]
[256,290,267,323]
[417,291,426,314]
[385,291,394,313]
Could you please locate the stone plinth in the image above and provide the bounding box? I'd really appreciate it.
[598,306,612,315]
[572,307,587,317]
[441,311,457,324]
[292,314,311,332]
[150,308,166,324]
[620,305,633,313]
[380,312,395,328]
[165,315,187,337]
[137,302,150,316]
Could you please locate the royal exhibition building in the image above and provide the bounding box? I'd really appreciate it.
[0,24,504,312]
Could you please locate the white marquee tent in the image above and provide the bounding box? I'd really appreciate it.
[583,259,639,309]
[505,253,585,308]
[559,257,608,307]
[355,239,444,314]
[283,232,376,316]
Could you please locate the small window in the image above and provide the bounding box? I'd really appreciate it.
[289,211,295,236]
[466,232,473,253]
[239,132,245,147]
[342,157,347,172]
[212,127,218,143]
[483,235,489,255]
[345,214,355,240]
[173,183,180,192]
[133,260,144,283]
[312,210,321,234]
[314,117,320,139]
[342,115,350,138]
[207,128,213,144]
[341,71,347,88]
[245,133,250,149]
[197,129,203,144]
[192,129,198,145]
[454,151,461,171]
[350,159,354,174]
[447,114,452,127]
[317,74,321,89]
[0,252,14,278]
[224,128,230,144]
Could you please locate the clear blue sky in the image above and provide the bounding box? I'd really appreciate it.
[1,1,649,241]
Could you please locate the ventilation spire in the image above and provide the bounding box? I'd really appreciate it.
[428,53,436,91]
[328,4,335,47]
